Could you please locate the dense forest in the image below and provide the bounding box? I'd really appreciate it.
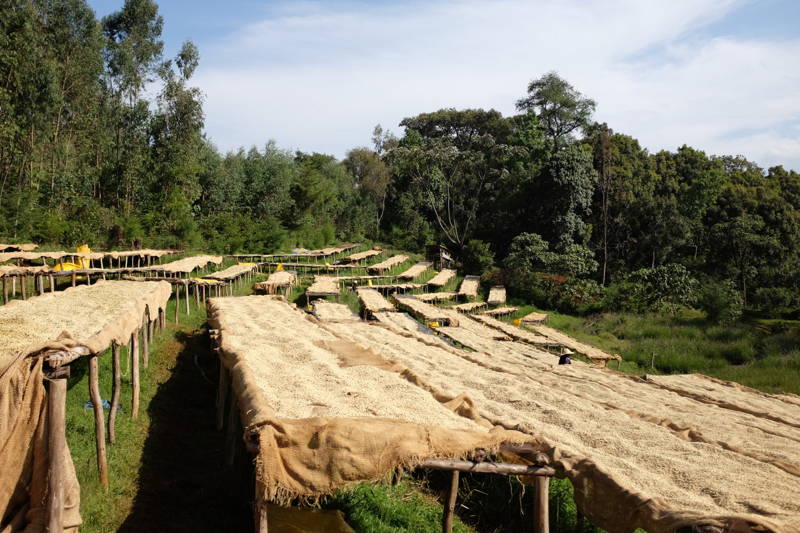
[3,0,800,320]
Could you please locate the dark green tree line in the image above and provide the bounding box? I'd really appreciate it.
[2,0,799,318]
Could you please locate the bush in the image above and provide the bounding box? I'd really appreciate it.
[460,239,495,275]
[751,287,798,316]
[697,280,743,324]
[626,264,698,314]
[480,266,503,286]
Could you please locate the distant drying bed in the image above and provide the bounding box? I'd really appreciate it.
[204,263,257,281]
[147,255,223,274]
[211,295,800,533]
[367,254,408,272]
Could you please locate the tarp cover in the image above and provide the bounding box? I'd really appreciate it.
[207,296,527,504]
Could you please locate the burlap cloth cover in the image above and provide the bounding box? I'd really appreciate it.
[208,297,533,506]
[0,358,79,533]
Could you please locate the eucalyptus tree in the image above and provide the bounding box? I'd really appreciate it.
[101,0,164,213]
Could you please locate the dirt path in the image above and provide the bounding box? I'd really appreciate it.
[119,327,251,532]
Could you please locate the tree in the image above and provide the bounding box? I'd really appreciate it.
[388,109,522,251]
[343,147,391,237]
[542,144,598,249]
[101,0,164,213]
[516,72,595,144]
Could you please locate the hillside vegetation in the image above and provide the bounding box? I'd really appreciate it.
[2,0,798,393]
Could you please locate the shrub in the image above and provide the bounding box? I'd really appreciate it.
[625,264,698,314]
[751,287,798,316]
[460,239,495,275]
[697,280,743,324]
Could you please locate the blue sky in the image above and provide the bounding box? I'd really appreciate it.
[88,0,800,170]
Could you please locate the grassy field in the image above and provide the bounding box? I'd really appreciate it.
[507,303,800,395]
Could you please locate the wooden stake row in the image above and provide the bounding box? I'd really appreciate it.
[45,306,166,530]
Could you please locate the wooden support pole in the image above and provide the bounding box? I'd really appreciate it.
[131,331,140,419]
[255,495,269,533]
[174,286,180,324]
[2,277,7,304]
[159,308,165,330]
[419,459,555,476]
[21,275,27,300]
[184,281,190,316]
[46,377,67,532]
[71,272,76,287]
[37,274,44,295]
[442,470,459,533]
[142,316,150,369]
[216,363,229,431]
[109,342,121,443]
[49,275,55,293]
[533,476,549,533]
[88,355,109,488]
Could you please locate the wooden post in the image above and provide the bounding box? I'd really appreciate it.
[159,307,166,330]
[2,277,7,304]
[71,271,76,287]
[442,470,459,533]
[174,285,180,325]
[109,342,121,443]
[142,316,150,369]
[49,274,55,293]
[131,331,140,419]
[21,275,27,300]
[184,281,190,316]
[37,274,44,295]
[255,493,268,533]
[533,476,549,533]
[88,355,109,488]
[216,363,229,431]
[46,377,68,531]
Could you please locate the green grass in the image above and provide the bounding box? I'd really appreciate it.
[66,279,253,532]
[504,303,800,394]
[330,479,474,533]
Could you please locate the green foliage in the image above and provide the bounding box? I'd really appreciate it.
[624,263,698,314]
[460,239,495,275]
[504,232,598,308]
[331,481,472,533]
[1,0,799,324]
[697,279,744,324]
[516,71,596,143]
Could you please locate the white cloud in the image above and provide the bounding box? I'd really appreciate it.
[195,0,800,170]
